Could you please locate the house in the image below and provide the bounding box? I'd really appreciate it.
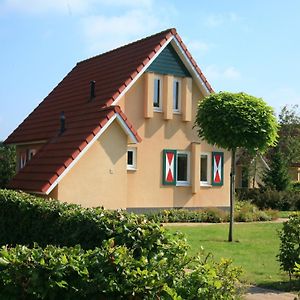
[5,28,230,211]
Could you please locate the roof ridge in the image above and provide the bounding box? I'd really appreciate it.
[77,28,176,66]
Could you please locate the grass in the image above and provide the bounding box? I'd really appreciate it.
[167,222,300,292]
[279,211,297,218]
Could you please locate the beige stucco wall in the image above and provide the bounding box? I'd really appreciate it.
[119,73,230,209]
[53,120,128,209]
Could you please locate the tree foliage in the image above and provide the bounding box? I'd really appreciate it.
[263,146,291,191]
[0,142,16,188]
[195,92,278,152]
[277,105,300,165]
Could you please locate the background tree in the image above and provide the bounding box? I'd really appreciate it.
[195,92,278,242]
[277,105,300,165]
[263,146,290,191]
[0,142,16,188]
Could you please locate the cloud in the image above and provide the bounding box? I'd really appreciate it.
[81,9,167,55]
[204,65,241,81]
[187,40,211,54]
[204,12,240,28]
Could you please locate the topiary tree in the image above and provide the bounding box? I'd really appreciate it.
[195,92,278,241]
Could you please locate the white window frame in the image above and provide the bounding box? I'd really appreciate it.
[127,147,137,170]
[173,77,181,113]
[28,149,36,160]
[176,151,190,186]
[153,75,163,112]
[200,152,212,186]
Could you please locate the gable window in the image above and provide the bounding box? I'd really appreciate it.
[127,147,137,170]
[173,78,181,112]
[176,151,190,186]
[200,153,211,186]
[28,149,36,160]
[153,76,162,111]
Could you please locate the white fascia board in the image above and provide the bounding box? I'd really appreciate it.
[170,38,211,97]
[45,113,138,195]
[111,35,174,106]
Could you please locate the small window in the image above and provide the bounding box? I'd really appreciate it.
[200,153,211,186]
[176,151,190,185]
[173,78,181,112]
[127,148,137,170]
[153,76,162,111]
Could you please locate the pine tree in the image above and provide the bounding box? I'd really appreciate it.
[263,146,290,191]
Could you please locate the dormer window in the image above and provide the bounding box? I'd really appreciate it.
[173,78,181,113]
[153,76,162,111]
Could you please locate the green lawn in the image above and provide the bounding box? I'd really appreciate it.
[167,222,299,291]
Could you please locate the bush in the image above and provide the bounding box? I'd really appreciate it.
[0,243,242,300]
[147,202,277,224]
[236,188,300,211]
[0,189,243,299]
[277,214,300,279]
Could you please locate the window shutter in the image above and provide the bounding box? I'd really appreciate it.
[163,149,177,185]
[212,152,224,186]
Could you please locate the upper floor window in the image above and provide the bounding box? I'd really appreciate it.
[200,153,211,186]
[127,147,137,170]
[173,78,181,112]
[153,76,162,111]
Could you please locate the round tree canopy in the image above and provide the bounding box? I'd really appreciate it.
[195,92,278,152]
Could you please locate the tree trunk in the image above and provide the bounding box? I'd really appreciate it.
[228,148,236,242]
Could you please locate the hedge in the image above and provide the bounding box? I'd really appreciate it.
[0,189,242,299]
[0,243,242,299]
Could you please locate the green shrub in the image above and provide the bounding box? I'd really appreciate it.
[277,214,300,279]
[0,243,242,299]
[236,188,300,211]
[147,202,276,224]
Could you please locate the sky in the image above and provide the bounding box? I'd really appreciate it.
[0,0,300,140]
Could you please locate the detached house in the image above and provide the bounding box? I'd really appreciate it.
[5,28,230,211]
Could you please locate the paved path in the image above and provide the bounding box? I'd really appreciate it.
[244,286,298,300]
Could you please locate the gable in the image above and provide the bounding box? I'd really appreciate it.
[146,44,191,77]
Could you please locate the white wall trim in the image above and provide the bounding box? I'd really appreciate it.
[111,36,174,106]
[45,113,139,195]
[170,38,210,97]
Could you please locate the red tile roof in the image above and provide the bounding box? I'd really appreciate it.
[5,28,213,193]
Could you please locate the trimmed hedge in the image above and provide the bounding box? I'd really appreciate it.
[236,188,300,211]
[0,243,242,299]
[0,189,242,299]
[0,189,179,251]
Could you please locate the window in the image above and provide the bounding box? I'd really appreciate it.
[28,149,36,160]
[200,153,211,186]
[173,78,181,112]
[127,147,137,170]
[176,151,190,185]
[153,76,162,111]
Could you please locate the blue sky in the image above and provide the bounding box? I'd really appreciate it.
[0,0,299,140]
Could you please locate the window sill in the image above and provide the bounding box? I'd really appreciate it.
[200,183,212,187]
[173,110,181,114]
[153,108,162,112]
[176,182,190,187]
[127,167,137,171]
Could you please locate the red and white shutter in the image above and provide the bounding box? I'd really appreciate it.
[163,149,177,185]
[212,152,224,186]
